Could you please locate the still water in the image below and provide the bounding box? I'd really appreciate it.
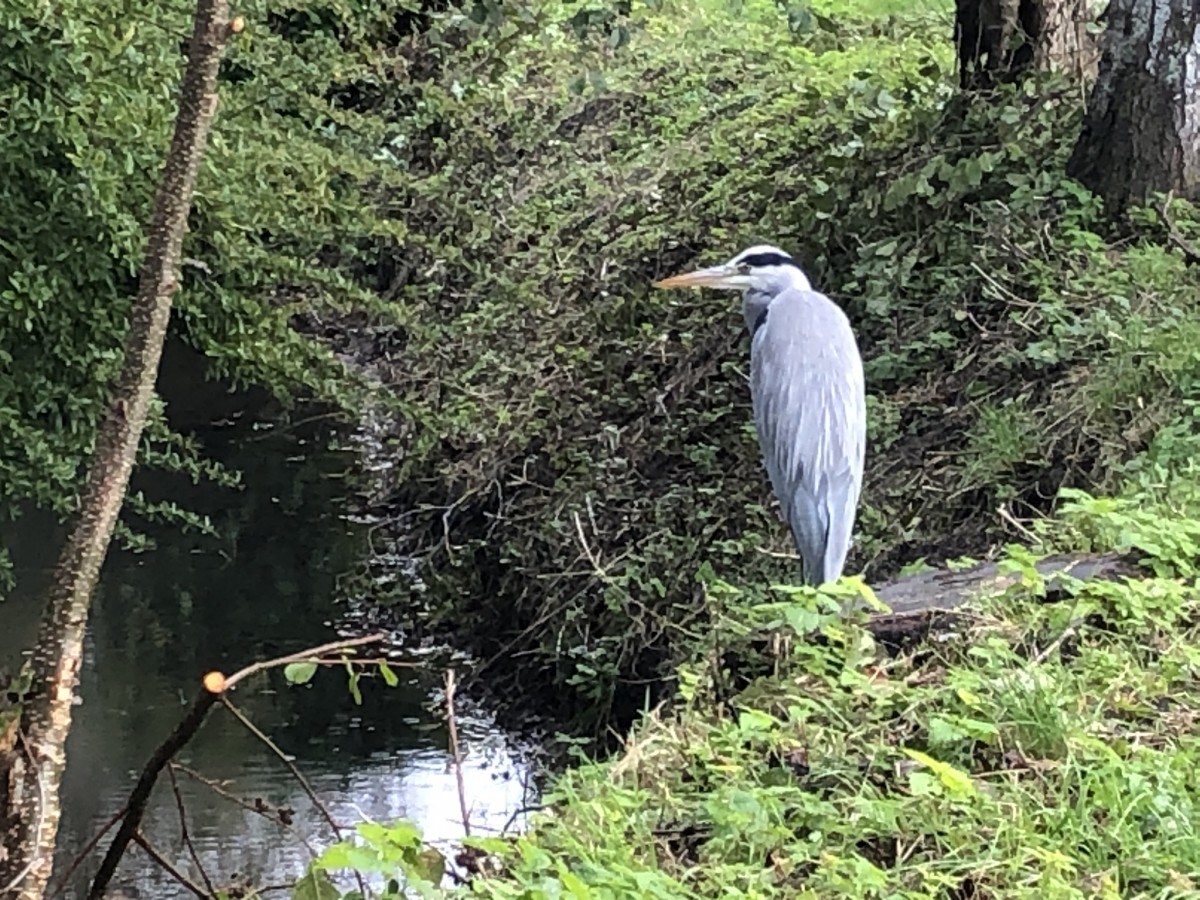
[1,372,534,898]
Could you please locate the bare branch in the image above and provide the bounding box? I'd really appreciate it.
[217,633,387,693]
[88,689,222,900]
[444,670,472,837]
[219,698,370,899]
[86,634,385,900]
[45,805,127,900]
[166,765,216,896]
[170,763,321,859]
[132,831,209,899]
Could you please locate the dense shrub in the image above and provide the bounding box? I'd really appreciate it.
[0,0,410,571]
[349,0,1200,731]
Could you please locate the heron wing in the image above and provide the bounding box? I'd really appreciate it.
[749,287,866,585]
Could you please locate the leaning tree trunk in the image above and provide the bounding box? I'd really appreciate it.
[956,0,1099,89]
[0,2,235,896]
[1067,0,1200,214]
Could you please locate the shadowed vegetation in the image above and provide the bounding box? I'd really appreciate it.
[335,0,1200,733]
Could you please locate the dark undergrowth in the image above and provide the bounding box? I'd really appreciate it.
[316,0,1200,739]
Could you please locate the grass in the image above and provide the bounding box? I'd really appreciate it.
[305,486,1200,898]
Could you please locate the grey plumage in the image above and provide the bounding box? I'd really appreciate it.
[654,244,866,586]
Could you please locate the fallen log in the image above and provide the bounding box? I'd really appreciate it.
[863,551,1142,647]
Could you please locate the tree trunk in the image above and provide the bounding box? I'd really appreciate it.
[956,0,1100,89]
[0,2,235,896]
[1067,0,1200,215]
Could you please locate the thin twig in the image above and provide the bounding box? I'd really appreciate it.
[88,634,385,900]
[754,546,800,560]
[167,764,216,896]
[220,633,386,692]
[1031,617,1086,666]
[997,504,1040,545]
[45,805,128,900]
[88,688,221,900]
[444,670,472,837]
[501,804,546,836]
[262,654,416,672]
[572,510,605,576]
[219,699,340,835]
[245,410,346,441]
[170,763,321,858]
[1158,189,1200,265]
[132,830,209,899]
[219,698,369,899]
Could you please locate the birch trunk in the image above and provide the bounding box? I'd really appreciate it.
[1067,0,1200,213]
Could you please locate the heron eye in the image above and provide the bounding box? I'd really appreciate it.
[737,263,752,275]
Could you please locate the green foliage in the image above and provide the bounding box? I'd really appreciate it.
[11,0,1200,758]
[304,820,447,899]
[0,0,405,566]
[285,662,319,684]
[343,0,1200,734]
[296,491,1200,898]
[476,495,1200,897]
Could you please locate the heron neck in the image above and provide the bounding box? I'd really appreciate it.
[741,269,812,335]
[742,290,773,336]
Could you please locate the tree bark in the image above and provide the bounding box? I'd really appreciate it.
[956,0,1099,89]
[1067,0,1200,215]
[0,2,235,896]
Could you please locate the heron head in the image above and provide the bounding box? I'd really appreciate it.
[652,244,812,294]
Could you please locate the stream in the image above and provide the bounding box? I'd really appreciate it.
[0,345,537,898]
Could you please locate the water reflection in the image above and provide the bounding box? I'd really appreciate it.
[2,404,533,898]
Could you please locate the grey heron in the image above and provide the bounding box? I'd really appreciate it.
[654,244,866,587]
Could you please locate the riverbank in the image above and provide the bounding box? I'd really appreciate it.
[304,479,1200,897]
[300,0,1200,746]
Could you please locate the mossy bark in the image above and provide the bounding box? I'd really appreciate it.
[0,1,233,894]
[1068,0,1200,214]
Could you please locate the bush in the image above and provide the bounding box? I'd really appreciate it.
[348,0,1200,733]
[0,0,410,572]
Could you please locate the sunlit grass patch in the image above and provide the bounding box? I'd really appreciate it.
[426,493,1200,898]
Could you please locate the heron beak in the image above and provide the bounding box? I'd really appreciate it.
[652,264,738,290]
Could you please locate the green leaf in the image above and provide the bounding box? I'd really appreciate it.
[317,841,388,874]
[927,714,967,745]
[379,662,400,687]
[903,748,978,800]
[737,708,778,733]
[291,867,340,900]
[284,663,318,685]
[559,865,592,898]
[409,846,447,884]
